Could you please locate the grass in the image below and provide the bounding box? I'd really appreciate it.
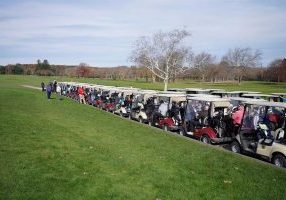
[0,75,286,199]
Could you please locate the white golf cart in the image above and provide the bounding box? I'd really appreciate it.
[129,90,157,123]
[229,101,286,168]
[114,89,137,117]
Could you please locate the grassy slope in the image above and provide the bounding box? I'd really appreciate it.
[0,75,286,200]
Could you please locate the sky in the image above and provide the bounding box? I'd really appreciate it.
[0,0,285,67]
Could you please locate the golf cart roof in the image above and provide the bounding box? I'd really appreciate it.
[244,101,286,108]
[231,91,262,94]
[241,93,279,98]
[155,93,186,102]
[187,96,230,107]
[187,96,228,102]
[228,97,267,102]
[211,91,236,94]
[158,91,185,95]
[137,90,158,94]
[167,88,186,92]
[185,88,210,92]
[271,93,286,96]
[187,94,221,98]
[115,86,140,90]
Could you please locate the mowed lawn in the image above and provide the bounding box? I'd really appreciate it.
[1,75,286,200]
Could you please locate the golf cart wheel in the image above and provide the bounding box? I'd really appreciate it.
[201,135,210,144]
[230,141,241,153]
[139,117,143,123]
[272,154,286,168]
[163,125,169,132]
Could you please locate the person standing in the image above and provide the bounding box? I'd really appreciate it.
[46,82,52,99]
[53,80,57,92]
[56,84,62,100]
[41,82,45,92]
[78,87,86,104]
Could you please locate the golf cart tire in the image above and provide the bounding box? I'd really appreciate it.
[272,154,286,168]
[200,135,211,144]
[230,141,241,154]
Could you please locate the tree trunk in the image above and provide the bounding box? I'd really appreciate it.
[163,79,168,91]
[152,74,156,83]
[238,75,242,85]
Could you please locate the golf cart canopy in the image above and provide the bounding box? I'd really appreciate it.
[139,89,158,94]
[244,101,286,109]
[158,91,185,95]
[271,93,286,96]
[187,94,221,98]
[167,88,186,92]
[155,93,187,103]
[187,96,230,108]
[241,93,279,99]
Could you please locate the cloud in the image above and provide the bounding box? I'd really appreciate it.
[0,0,285,66]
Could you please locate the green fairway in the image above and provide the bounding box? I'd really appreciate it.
[1,75,286,200]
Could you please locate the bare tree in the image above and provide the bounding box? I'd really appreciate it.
[265,58,286,82]
[222,47,262,84]
[75,63,91,78]
[130,29,193,91]
[193,52,215,81]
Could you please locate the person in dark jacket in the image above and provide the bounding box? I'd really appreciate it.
[46,82,52,99]
[41,82,45,92]
[53,80,57,92]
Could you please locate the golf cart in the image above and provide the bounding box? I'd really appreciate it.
[229,101,286,167]
[183,96,232,144]
[100,88,120,112]
[228,97,267,113]
[129,90,157,123]
[114,90,136,117]
[211,91,246,98]
[241,93,279,101]
[149,93,186,133]
[271,93,286,102]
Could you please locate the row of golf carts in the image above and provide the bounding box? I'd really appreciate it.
[58,82,286,168]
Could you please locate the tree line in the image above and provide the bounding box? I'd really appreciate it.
[1,29,285,86]
[1,58,285,82]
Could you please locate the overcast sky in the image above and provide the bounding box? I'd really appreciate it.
[1,0,285,67]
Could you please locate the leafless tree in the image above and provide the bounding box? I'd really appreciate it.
[222,47,262,84]
[130,29,193,91]
[75,63,91,78]
[193,52,215,81]
[265,58,286,82]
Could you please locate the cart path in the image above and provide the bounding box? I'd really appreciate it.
[22,85,42,90]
